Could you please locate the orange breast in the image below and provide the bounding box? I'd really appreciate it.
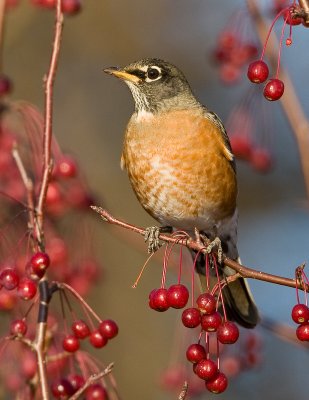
[121,109,237,231]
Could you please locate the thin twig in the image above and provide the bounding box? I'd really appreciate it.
[178,382,188,400]
[68,363,114,400]
[12,145,36,241]
[246,0,309,200]
[91,207,309,291]
[36,0,64,246]
[33,3,64,395]
[0,0,6,71]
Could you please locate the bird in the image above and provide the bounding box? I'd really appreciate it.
[104,58,259,328]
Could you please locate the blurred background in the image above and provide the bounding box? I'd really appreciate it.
[4,0,309,398]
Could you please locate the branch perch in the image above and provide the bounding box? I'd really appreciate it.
[91,207,308,291]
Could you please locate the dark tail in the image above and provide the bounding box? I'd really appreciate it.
[193,251,259,329]
[221,276,259,328]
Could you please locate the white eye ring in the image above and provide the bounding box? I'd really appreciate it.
[145,66,162,82]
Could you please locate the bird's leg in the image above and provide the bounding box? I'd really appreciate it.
[144,226,173,253]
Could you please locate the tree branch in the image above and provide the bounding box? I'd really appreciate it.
[68,363,114,400]
[91,207,308,291]
[36,0,64,247]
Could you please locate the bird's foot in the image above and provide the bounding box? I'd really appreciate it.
[144,226,173,253]
[206,236,223,264]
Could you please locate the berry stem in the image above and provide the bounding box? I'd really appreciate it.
[178,245,183,285]
[132,252,156,288]
[205,253,210,292]
[191,249,206,307]
[205,332,210,359]
[212,255,228,321]
[276,14,289,78]
[260,6,289,61]
[216,337,220,370]
[59,283,103,323]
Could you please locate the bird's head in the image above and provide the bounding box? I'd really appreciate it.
[104,58,199,114]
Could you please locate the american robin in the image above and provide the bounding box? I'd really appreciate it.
[104,58,259,328]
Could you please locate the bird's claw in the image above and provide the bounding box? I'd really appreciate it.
[206,237,223,264]
[144,226,162,253]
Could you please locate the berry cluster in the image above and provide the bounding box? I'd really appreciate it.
[63,318,118,352]
[292,267,309,341]
[142,239,242,394]
[4,278,119,398]
[211,10,258,84]
[160,329,262,397]
[183,292,239,394]
[247,2,306,101]
[0,253,49,304]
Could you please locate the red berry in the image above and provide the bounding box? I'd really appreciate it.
[62,334,80,352]
[89,330,108,348]
[0,74,12,95]
[72,320,90,339]
[25,262,45,281]
[21,351,37,379]
[51,378,75,398]
[195,359,218,380]
[30,252,50,274]
[35,0,56,8]
[0,291,17,310]
[230,134,252,160]
[166,284,189,309]
[10,319,27,336]
[296,324,309,341]
[201,311,222,332]
[55,155,78,178]
[17,278,37,300]
[218,32,237,50]
[0,267,19,290]
[219,63,241,84]
[196,293,216,314]
[217,321,239,344]
[263,78,284,101]
[283,8,302,25]
[98,319,119,339]
[247,60,269,84]
[149,288,169,312]
[186,343,206,363]
[85,384,108,400]
[61,0,81,15]
[67,374,85,392]
[250,148,272,173]
[181,307,201,328]
[291,304,309,324]
[205,372,228,393]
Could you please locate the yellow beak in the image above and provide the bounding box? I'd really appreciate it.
[103,67,141,84]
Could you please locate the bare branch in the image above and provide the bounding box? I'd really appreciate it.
[12,145,36,241]
[91,207,309,291]
[36,0,64,247]
[68,363,114,400]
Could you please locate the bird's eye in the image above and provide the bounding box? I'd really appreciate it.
[146,67,161,81]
